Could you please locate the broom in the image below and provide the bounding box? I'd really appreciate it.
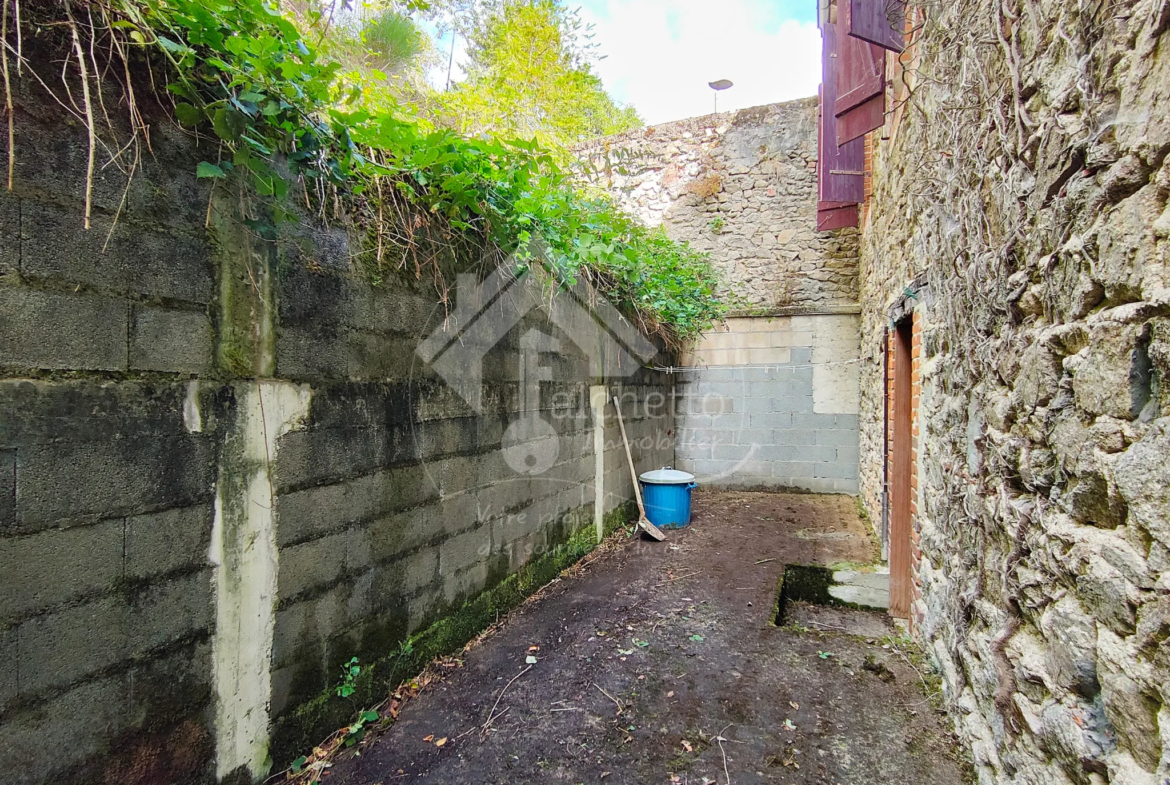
[612,396,666,541]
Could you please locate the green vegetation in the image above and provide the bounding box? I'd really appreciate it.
[334,657,362,698]
[89,0,726,341]
[442,0,641,149]
[272,504,633,770]
[361,9,429,75]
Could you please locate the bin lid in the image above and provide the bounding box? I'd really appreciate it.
[639,467,696,485]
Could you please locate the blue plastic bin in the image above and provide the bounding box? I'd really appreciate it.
[640,467,698,529]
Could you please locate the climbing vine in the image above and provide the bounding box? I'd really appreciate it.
[0,0,725,343]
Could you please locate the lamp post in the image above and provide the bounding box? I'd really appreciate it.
[708,79,733,114]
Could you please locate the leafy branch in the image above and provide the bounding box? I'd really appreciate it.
[3,0,726,341]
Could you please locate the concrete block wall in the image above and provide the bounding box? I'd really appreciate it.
[0,53,674,785]
[675,314,860,493]
[0,64,222,784]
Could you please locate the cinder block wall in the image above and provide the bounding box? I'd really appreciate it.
[578,100,864,496]
[0,57,673,785]
[675,314,860,493]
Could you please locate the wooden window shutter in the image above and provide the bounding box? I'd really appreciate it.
[834,0,886,145]
[817,203,860,231]
[847,0,906,52]
[817,22,865,209]
[837,94,884,146]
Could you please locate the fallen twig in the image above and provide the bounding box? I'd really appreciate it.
[654,570,700,586]
[593,683,624,714]
[482,664,532,730]
[716,723,733,785]
[754,558,776,565]
[482,704,510,729]
[891,643,932,695]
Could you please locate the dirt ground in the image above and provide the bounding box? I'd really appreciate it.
[326,491,972,784]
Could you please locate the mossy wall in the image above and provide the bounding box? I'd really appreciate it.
[0,43,672,785]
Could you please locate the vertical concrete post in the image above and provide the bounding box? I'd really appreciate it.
[206,194,311,780]
[208,382,310,781]
[210,191,278,378]
[591,384,608,543]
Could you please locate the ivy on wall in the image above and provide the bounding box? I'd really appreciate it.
[1,0,726,342]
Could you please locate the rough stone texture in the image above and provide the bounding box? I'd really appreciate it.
[0,47,673,785]
[578,101,864,495]
[676,314,860,493]
[856,0,1170,782]
[576,99,859,312]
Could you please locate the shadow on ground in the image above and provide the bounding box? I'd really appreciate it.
[327,490,973,784]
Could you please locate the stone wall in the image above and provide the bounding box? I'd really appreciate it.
[576,99,859,312]
[0,54,672,785]
[578,100,865,496]
[857,0,1170,782]
[675,314,861,493]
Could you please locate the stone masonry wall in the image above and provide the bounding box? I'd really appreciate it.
[578,100,865,496]
[0,52,672,785]
[857,0,1170,782]
[576,99,860,313]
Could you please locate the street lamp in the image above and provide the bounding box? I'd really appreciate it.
[708,79,733,113]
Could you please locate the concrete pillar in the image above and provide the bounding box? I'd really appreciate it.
[591,384,608,543]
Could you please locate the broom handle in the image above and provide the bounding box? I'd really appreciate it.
[613,396,648,519]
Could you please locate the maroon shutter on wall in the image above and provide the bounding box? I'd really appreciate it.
[838,94,884,146]
[817,203,860,231]
[834,0,886,145]
[817,23,864,208]
[848,0,906,52]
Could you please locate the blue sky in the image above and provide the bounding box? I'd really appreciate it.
[573,0,821,124]
[427,0,822,126]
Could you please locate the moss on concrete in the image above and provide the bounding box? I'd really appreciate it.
[208,187,277,379]
[773,563,866,625]
[269,503,635,769]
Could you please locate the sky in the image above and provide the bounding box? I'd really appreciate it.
[427,0,822,127]
[574,0,821,125]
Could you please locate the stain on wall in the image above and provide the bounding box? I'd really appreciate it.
[0,54,673,785]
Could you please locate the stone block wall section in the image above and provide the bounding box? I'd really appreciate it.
[855,0,1170,782]
[575,99,860,312]
[675,314,861,493]
[0,65,673,785]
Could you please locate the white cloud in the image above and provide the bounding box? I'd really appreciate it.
[577,0,821,125]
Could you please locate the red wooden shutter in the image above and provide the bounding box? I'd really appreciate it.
[817,203,860,231]
[834,0,886,145]
[835,9,882,115]
[848,0,906,52]
[817,23,865,208]
[838,94,884,146]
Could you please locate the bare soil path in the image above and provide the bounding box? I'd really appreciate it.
[327,491,972,784]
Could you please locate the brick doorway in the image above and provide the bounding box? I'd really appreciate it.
[888,317,914,619]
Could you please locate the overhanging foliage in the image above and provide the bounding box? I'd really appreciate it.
[3,0,726,343]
